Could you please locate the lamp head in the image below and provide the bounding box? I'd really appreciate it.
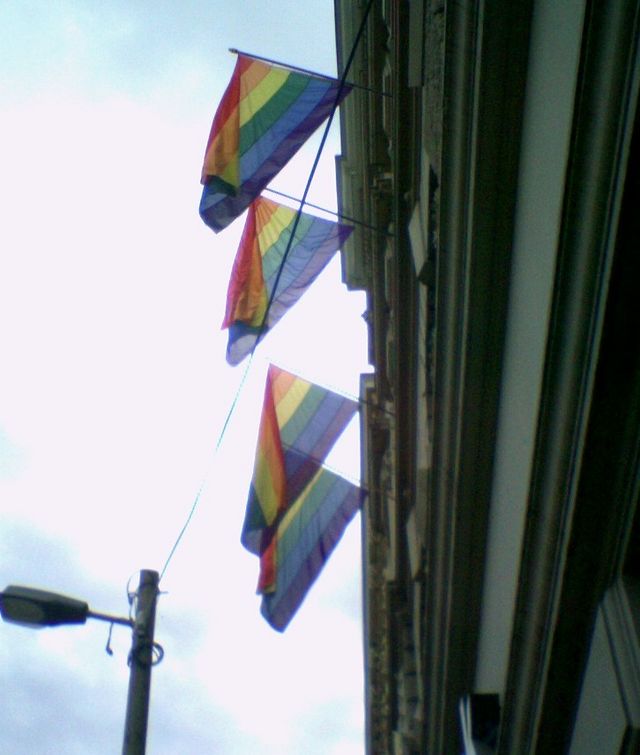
[0,586,89,628]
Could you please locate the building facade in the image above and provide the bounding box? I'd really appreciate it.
[334,1,640,752]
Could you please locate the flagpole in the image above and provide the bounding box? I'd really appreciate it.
[263,187,394,235]
[228,48,390,97]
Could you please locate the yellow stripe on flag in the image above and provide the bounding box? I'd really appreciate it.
[239,67,290,127]
[275,377,312,428]
[257,205,296,256]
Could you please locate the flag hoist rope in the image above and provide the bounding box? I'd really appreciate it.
[159,0,376,583]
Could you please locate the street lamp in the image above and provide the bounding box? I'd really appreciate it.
[0,570,161,755]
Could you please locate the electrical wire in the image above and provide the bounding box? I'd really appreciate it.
[158,356,253,582]
[158,0,376,583]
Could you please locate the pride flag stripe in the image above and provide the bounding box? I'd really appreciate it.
[223,197,353,366]
[200,54,351,232]
[241,364,360,618]
[260,467,362,631]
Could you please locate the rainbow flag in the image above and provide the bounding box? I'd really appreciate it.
[241,364,362,630]
[199,54,352,233]
[260,466,361,631]
[222,196,353,365]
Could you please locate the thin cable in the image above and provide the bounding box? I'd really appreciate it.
[251,0,375,357]
[263,186,394,235]
[159,356,254,582]
[159,0,375,582]
[159,482,205,583]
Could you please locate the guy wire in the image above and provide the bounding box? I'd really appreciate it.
[159,0,376,583]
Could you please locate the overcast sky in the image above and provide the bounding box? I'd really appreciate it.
[0,2,369,753]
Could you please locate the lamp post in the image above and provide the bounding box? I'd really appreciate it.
[122,570,160,755]
[0,570,160,755]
